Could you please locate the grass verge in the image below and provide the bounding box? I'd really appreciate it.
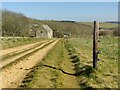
[67,36,118,88]
[1,37,49,49]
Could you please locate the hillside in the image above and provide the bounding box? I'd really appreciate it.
[2,10,119,37]
[2,10,93,38]
[36,20,93,37]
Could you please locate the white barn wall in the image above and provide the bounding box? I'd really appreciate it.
[42,25,53,38]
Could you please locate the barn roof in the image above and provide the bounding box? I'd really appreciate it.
[42,25,53,32]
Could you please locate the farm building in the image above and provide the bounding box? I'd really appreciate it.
[29,24,53,38]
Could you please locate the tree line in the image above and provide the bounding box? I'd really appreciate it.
[2,10,30,37]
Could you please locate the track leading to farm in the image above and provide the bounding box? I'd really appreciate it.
[1,37,118,88]
[19,40,80,88]
[1,40,53,68]
[1,39,59,88]
[1,40,47,56]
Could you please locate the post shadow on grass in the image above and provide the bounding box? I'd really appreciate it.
[70,54,94,76]
[69,54,95,88]
[65,40,95,88]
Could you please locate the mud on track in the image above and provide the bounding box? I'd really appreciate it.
[1,39,59,88]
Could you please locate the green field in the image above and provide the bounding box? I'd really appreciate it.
[68,36,118,88]
[20,36,118,88]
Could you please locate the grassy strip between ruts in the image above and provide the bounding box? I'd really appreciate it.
[2,40,55,69]
[19,39,80,88]
[1,41,48,61]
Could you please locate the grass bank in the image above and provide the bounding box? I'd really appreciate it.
[68,36,118,88]
[1,37,48,49]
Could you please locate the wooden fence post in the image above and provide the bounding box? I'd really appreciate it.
[93,21,99,69]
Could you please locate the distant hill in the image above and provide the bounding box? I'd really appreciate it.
[80,22,118,29]
[105,21,120,24]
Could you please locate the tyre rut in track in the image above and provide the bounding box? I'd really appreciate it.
[1,40,51,68]
[0,40,49,59]
[1,39,59,88]
[0,40,48,57]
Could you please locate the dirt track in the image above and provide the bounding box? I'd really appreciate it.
[1,39,59,88]
[0,40,48,57]
[1,40,52,68]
